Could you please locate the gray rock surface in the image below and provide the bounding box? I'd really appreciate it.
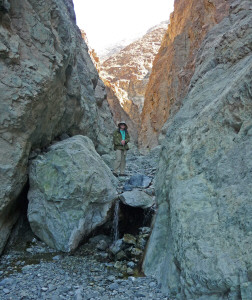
[144,1,252,299]
[124,174,152,191]
[0,0,115,254]
[27,135,118,252]
[120,190,154,209]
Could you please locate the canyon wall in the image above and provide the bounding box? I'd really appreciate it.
[100,22,168,143]
[143,1,252,299]
[0,0,114,254]
[139,0,230,149]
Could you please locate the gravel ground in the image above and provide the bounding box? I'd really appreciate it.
[0,245,170,300]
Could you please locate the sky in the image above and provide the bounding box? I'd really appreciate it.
[73,0,174,55]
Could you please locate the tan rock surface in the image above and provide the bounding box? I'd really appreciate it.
[139,0,230,149]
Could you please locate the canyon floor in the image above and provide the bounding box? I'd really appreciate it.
[0,149,170,300]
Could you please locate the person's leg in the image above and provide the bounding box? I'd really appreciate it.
[114,150,122,175]
[120,150,127,174]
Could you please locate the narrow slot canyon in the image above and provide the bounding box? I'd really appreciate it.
[0,0,252,299]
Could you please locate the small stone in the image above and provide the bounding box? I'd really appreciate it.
[96,240,108,251]
[53,255,62,260]
[128,276,136,282]
[123,234,136,245]
[114,261,122,269]
[107,275,116,282]
[131,248,143,256]
[127,261,135,268]
[149,281,156,288]
[116,250,127,261]
[127,267,134,275]
[3,288,10,294]
[139,227,151,234]
[41,287,48,291]
[109,283,119,291]
[48,284,56,292]
[109,239,123,255]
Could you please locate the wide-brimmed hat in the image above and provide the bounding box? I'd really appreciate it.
[118,121,127,127]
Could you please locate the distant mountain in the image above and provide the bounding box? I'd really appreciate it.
[81,21,169,144]
[99,21,169,141]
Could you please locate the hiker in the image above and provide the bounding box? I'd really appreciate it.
[113,121,130,177]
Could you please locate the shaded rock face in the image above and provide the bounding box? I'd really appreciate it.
[100,22,168,142]
[139,0,230,149]
[143,1,252,299]
[0,0,114,254]
[27,135,118,252]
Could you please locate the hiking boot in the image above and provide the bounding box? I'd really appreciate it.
[113,172,119,177]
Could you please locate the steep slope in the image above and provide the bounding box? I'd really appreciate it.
[143,1,252,299]
[100,21,168,140]
[139,0,229,149]
[0,0,114,254]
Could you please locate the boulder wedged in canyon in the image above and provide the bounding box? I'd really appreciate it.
[0,0,114,254]
[27,135,118,252]
[139,0,230,149]
[143,1,252,299]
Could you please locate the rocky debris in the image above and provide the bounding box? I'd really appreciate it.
[143,1,252,299]
[0,0,115,255]
[125,173,152,189]
[0,254,169,299]
[106,229,152,276]
[139,0,230,149]
[28,135,118,252]
[120,190,154,209]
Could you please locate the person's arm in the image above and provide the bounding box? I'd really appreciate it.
[113,131,122,146]
[125,132,130,144]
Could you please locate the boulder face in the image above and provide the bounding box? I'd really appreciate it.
[0,0,114,254]
[143,1,252,299]
[119,190,154,209]
[27,135,118,252]
[139,0,230,149]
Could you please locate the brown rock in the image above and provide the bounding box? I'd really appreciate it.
[139,0,230,149]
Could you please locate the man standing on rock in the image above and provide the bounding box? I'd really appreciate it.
[113,121,130,177]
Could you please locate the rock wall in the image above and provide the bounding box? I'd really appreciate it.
[143,1,252,299]
[0,0,114,254]
[139,0,230,149]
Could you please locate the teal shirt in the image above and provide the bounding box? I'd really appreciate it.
[120,129,126,141]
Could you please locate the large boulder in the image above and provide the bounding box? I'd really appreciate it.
[27,135,118,252]
[0,0,114,254]
[143,1,252,299]
[119,190,154,209]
